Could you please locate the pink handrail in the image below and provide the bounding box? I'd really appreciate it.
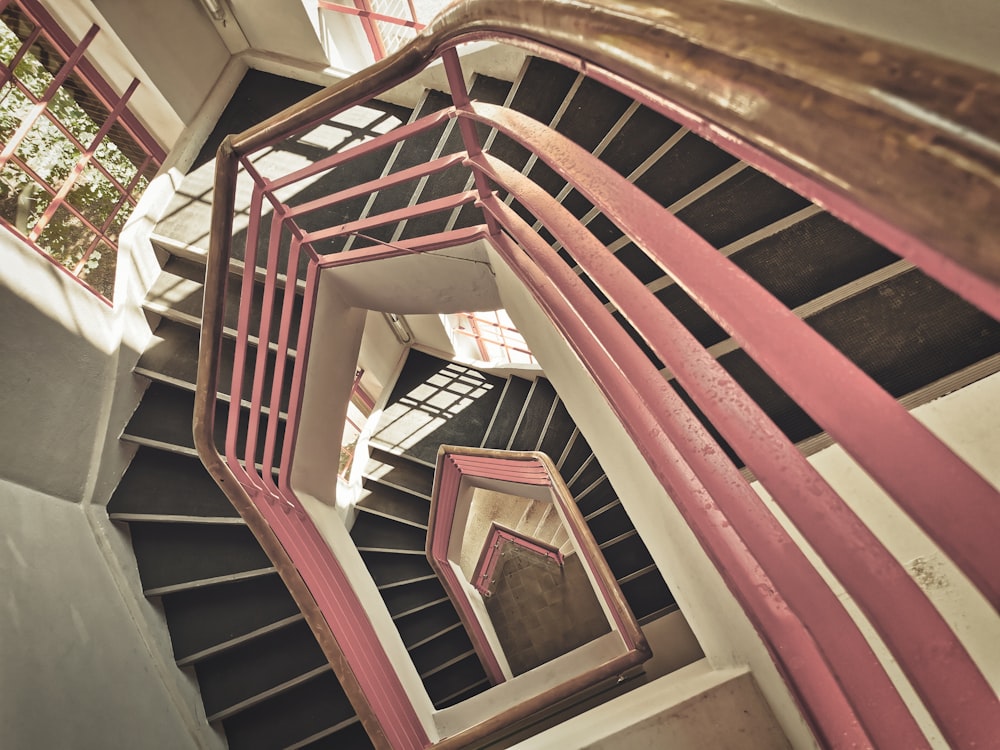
[195,2,1000,747]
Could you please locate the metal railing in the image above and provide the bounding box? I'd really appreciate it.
[194,1,1000,748]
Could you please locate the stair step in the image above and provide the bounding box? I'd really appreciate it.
[574,476,618,517]
[143,256,302,352]
[350,511,428,554]
[567,453,603,494]
[401,73,512,240]
[481,375,531,449]
[601,535,655,582]
[137,318,293,413]
[123,381,285,465]
[219,670,364,750]
[197,619,328,721]
[584,502,636,544]
[371,349,505,463]
[537,398,576,463]
[558,430,593,479]
[508,378,558,451]
[424,652,490,708]
[409,625,474,675]
[358,550,436,589]
[355,482,430,528]
[161,573,302,664]
[177,613,305,667]
[395,599,465,650]
[381,578,448,620]
[364,448,434,499]
[128,521,272,594]
[108,447,239,519]
[619,567,675,622]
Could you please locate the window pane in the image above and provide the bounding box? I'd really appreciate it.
[78,239,116,298]
[15,113,81,187]
[0,6,35,67]
[0,83,34,142]
[67,163,119,230]
[0,161,53,234]
[37,203,93,268]
[13,35,63,98]
[49,74,105,148]
[95,126,139,187]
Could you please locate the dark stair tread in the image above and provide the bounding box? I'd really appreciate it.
[381,578,448,619]
[583,501,635,544]
[601,535,656,582]
[372,349,506,463]
[481,375,532,449]
[221,670,361,750]
[574,476,620,518]
[161,573,301,662]
[290,719,373,750]
[399,73,513,240]
[355,482,430,527]
[358,89,454,245]
[359,550,436,589]
[558,431,593,480]
[435,679,490,710]
[196,620,328,719]
[364,448,434,499]
[409,626,477,677]
[424,652,490,708]
[350,512,428,553]
[395,599,465,649]
[144,256,302,350]
[537,398,576,462]
[108,447,239,519]
[128,522,272,593]
[619,568,676,622]
[124,381,285,464]
[508,378,558,451]
[138,318,293,412]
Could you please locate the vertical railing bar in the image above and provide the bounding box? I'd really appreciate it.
[477,150,998,750]
[226,178,266,487]
[441,47,501,235]
[261,233,303,496]
[243,212,287,490]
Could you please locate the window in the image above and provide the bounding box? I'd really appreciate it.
[0,0,163,301]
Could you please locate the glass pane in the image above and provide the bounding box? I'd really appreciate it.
[0,161,53,235]
[95,135,137,188]
[67,162,120,230]
[49,74,105,148]
[78,240,116,299]
[15,113,81,187]
[0,6,33,68]
[37,203,93,268]
[13,35,63,98]
[0,83,34,142]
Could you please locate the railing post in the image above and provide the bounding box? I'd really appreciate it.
[441,47,501,236]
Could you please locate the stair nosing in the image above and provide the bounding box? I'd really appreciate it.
[133,366,290,422]
[355,545,427,556]
[144,566,277,597]
[377,573,438,592]
[479,377,513,449]
[584,499,622,522]
[282,714,362,750]
[354,505,429,530]
[435,677,489,708]
[109,512,244,525]
[616,563,659,586]
[599,530,638,550]
[504,378,538,451]
[406,621,463,652]
[206,664,331,723]
[573,474,609,504]
[391,595,451,621]
[419,648,477,679]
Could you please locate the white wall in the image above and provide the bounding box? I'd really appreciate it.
[739,0,1000,74]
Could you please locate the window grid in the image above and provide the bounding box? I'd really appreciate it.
[0,0,163,301]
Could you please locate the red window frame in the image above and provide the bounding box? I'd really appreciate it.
[0,0,164,302]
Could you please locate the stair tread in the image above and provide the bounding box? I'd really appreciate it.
[508,378,558,451]
[364,448,434,499]
[482,375,531,449]
[350,512,427,553]
[356,482,430,527]
[108,447,238,518]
